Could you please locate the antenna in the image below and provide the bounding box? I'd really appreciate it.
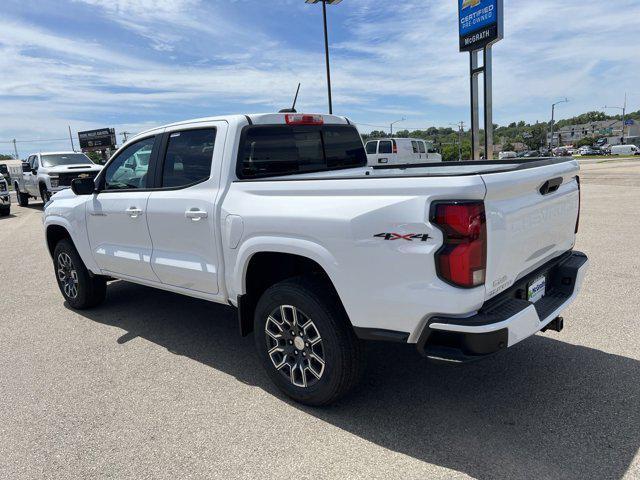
[279,83,301,113]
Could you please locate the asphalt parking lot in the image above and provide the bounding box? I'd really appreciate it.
[1,159,639,480]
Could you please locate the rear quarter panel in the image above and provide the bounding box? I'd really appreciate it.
[222,176,488,340]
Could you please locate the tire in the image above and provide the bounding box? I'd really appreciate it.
[16,185,29,207]
[40,185,51,203]
[53,238,107,309]
[254,276,364,406]
[0,206,9,217]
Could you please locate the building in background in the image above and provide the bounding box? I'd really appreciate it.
[548,119,640,147]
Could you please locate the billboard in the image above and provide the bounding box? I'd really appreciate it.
[78,128,116,151]
[459,0,503,52]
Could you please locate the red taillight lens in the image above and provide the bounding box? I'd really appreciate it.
[285,114,324,125]
[392,140,398,154]
[575,176,581,234]
[432,202,487,288]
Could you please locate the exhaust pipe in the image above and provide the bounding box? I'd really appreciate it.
[542,316,564,333]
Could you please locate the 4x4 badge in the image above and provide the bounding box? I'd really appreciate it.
[374,233,432,242]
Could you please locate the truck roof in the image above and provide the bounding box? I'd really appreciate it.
[132,113,351,142]
[30,151,82,156]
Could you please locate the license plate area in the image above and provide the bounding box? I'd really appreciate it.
[527,275,546,303]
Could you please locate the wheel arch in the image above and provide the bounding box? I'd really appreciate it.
[46,223,73,258]
[235,240,348,337]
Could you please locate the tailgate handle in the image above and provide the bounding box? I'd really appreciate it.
[539,177,563,195]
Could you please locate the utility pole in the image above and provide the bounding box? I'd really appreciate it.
[12,139,19,160]
[68,126,75,151]
[457,121,465,161]
[605,93,627,144]
[121,132,131,143]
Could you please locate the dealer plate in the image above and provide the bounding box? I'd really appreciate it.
[527,275,546,304]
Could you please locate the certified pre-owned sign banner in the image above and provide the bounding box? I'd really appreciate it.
[458,0,503,52]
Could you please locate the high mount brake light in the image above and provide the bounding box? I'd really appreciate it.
[431,202,487,288]
[285,114,324,125]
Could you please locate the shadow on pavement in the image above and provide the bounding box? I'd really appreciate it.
[70,281,640,480]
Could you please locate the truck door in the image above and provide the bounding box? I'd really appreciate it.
[26,156,39,196]
[146,123,226,295]
[86,136,159,282]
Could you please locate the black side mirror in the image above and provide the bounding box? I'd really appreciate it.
[22,162,31,173]
[31,168,38,175]
[71,177,96,196]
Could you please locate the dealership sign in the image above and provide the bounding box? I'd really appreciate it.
[78,128,116,151]
[459,0,503,52]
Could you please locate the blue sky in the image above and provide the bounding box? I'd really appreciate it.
[1,0,639,156]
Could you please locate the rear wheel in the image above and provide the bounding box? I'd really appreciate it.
[254,276,364,406]
[53,239,107,309]
[0,206,9,216]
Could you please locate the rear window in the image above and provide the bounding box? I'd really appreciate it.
[238,125,367,179]
[378,141,392,154]
[365,141,377,154]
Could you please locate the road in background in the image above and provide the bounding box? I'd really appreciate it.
[0,160,639,480]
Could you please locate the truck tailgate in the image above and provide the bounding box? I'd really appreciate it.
[481,159,580,300]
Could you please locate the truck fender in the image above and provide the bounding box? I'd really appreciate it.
[232,236,339,299]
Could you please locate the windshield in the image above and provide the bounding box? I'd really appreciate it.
[41,154,93,167]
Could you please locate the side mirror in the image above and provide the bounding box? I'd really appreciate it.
[22,162,31,173]
[71,177,96,196]
[31,168,38,175]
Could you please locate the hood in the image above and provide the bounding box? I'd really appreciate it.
[47,165,103,174]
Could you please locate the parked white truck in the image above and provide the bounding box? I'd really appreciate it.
[0,175,10,216]
[43,113,588,405]
[10,151,102,206]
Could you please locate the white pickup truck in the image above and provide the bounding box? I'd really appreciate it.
[10,151,102,205]
[43,113,588,405]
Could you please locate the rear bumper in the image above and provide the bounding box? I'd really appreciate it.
[417,251,589,362]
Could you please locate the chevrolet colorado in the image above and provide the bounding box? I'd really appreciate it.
[43,113,588,405]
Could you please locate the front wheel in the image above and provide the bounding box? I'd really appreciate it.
[254,276,364,406]
[53,239,107,309]
[40,185,51,203]
[16,185,29,207]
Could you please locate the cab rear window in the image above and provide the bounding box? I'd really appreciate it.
[238,125,367,179]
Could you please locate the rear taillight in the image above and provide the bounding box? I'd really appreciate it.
[392,140,398,154]
[431,202,487,288]
[285,114,324,125]
[575,176,581,234]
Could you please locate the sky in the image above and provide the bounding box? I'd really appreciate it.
[1,0,639,156]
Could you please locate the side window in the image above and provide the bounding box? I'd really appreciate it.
[378,140,392,154]
[411,141,419,153]
[365,141,377,154]
[104,137,155,190]
[161,128,216,188]
[418,141,426,154]
[30,156,38,169]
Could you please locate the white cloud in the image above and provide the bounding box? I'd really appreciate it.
[1,0,639,154]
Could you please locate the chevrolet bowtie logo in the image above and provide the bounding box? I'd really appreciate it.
[462,0,481,9]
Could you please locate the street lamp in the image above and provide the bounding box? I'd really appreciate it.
[305,0,342,114]
[604,93,627,144]
[549,98,569,151]
[390,118,405,135]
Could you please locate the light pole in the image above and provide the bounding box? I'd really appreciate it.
[549,98,569,151]
[390,118,405,135]
[604,93,627,144]
[305,0,342,114]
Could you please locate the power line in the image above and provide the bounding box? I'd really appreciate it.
[0,138,69,144]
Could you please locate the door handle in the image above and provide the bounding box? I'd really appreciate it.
[185,208,208,221]
[125,207,143,218]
